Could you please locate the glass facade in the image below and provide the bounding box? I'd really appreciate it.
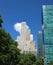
[42,5,53,65]
[37,31,44,59]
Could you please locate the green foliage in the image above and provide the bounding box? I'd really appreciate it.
[49,60,53,65]
[0,17,44,65]
[0,15,3,27]
[19,53,36,65]
[19,53,32,65]
[0,28,20,65]
[33,64,36,65]
[0,15,3,23]
[35,59,43,65]
[0,28,44,65]
[27,53,36,62]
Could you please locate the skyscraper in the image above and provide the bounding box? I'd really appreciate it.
[42,5,53,65]
[37,31,44,59]
[16,22,37,55]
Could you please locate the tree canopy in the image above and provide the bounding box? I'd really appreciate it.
[0,15,3,27]
[0,28,20,65]
[0,15,44,65]
[49,60,53,65]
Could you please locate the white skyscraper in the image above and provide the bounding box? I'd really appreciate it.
[16,22,37,55]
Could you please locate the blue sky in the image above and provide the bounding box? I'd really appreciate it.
[0,0,53,47]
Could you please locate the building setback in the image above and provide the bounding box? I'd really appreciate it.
[42,5,53,65]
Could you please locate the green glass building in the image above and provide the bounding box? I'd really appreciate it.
[42,5,53,65]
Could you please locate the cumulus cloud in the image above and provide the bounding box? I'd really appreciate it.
[14,22,34,40]
[14,22,29,34]
[30,34,33,41]
[14,23,21,34]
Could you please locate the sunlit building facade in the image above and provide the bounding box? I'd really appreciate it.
[16,22,37,55]
[42,5,53,65]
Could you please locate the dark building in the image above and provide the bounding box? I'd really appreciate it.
[37,31,44,59]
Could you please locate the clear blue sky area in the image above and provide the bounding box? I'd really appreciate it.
[0,0,53,47]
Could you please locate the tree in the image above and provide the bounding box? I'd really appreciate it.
[0,16,44,65]
[0,27,20,65]
[49,60,53,65]
[19,53,32,65]
[19,53,36,65]
[33,64,36,65]
[35,59,43,65]
[27,53,36,62]
[0,15,3,27]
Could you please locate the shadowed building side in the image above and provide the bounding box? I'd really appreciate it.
[37,31,44,59]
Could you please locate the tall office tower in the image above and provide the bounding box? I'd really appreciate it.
[37,31,44,59]
[42,5,53,65]
[16,22,37,55]
[21,22,30,40]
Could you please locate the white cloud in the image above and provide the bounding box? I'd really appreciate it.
[14,22,34,41]
[30,34,33,41]
[14,22,29,34]
[14,23,21,34]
